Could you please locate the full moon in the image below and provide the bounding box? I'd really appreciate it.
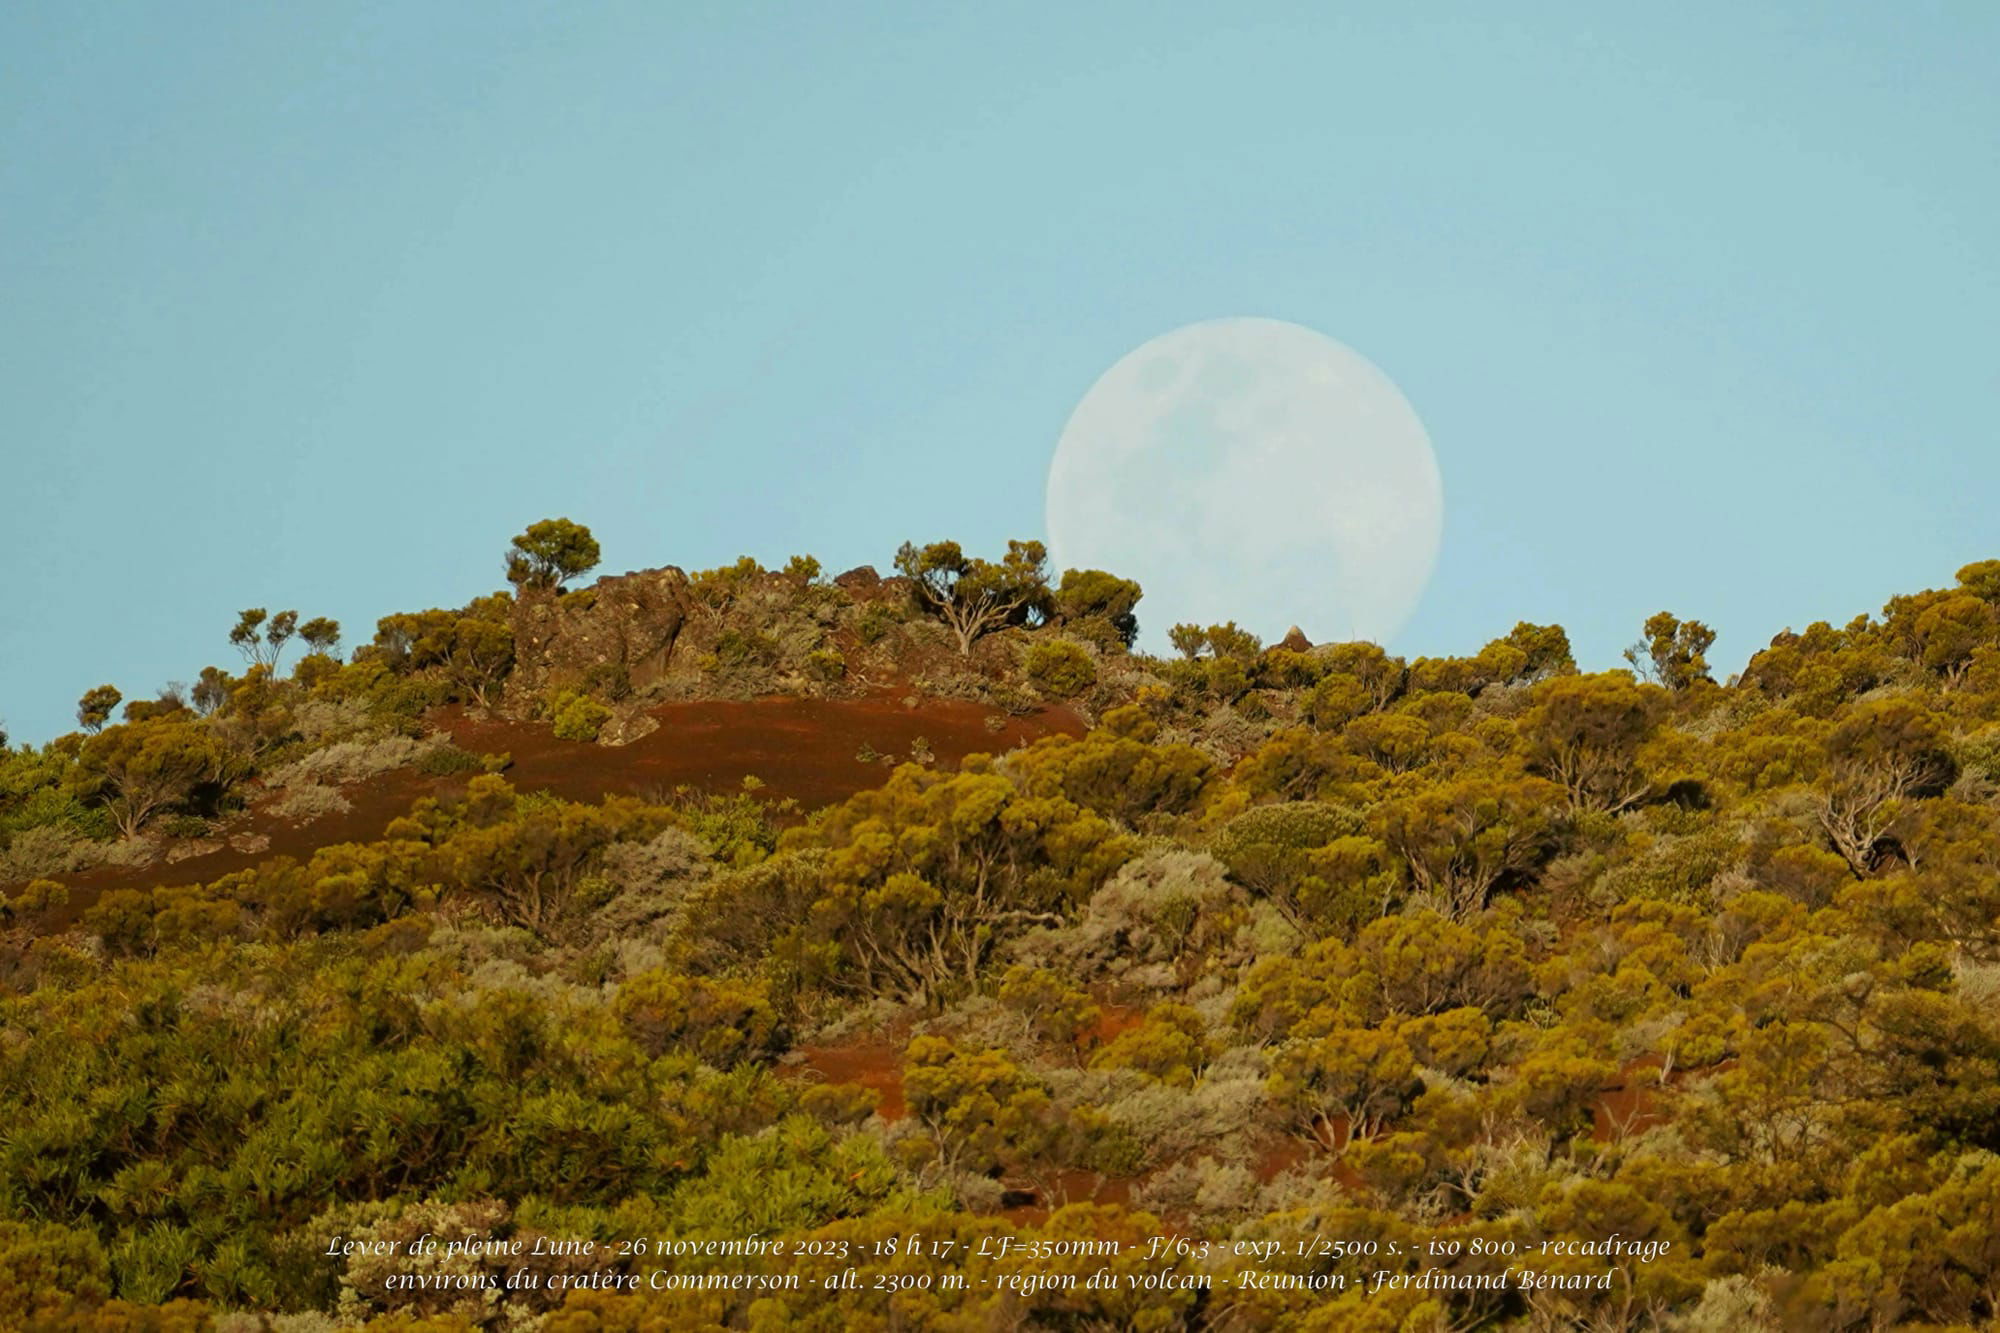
[1044,317,1443,649]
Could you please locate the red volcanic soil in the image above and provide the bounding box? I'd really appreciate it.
[1593,1055,1671,1142]
[792,1038,912,1122]
[1084,1003,1148,1048]
[447,693,1076,810]
[34,693,1083,921]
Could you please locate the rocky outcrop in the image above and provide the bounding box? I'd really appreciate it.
[1279,625,1313,653]
[833,564,880,590]
[503,567,694,718]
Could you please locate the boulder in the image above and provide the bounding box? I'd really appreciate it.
[504,566,694,717]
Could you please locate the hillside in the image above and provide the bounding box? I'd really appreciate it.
[3,525,1999,1330]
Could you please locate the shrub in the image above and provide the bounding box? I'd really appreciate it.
[265,734,431,788]
[1024,848,1248,984]
[1132,1155,1262,1228]
[998,965,1101,1048]
[8,878,70,915]
[269,783,353,822]
[806,648,847,682]
[587,826,712,939]
[156,814,213,840]
[582,661,633,701]
[1024,639,1098,697]
[614,970,781,1065]
[689,555,766,611]
[1089,1003,1210,1086]
[856,603,902,645]
[0,825,108,881]
[0,1219,111,1322]
[1212,801,1397,935]
[415,744,486,776]
[548,690,611,742]
[0,784,115,845]
[290,697,376,744]
[1054,568,1143,649]
[711,629,779,670]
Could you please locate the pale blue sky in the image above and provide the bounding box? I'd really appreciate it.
[4,2,1996,741]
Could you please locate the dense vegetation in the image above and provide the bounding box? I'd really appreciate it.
[4,524,1999,1330]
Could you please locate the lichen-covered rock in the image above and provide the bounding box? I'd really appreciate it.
[503,566,693,718]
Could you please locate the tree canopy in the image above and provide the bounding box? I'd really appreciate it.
[893,538,1051,655]
[505,517,601,592]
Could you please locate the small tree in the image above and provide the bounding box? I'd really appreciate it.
[1625,611,1715,690]
[893,539,1050,656]
[298,616,342,658]
[1497,621,1577,681]
[505,518,600,592]
[1203,621,1262,660]
[74,719,219,839]
[372,597,515,709]
[1166,621,1262,661]
[1909,594,1996,686]
[1268,1023,1422,1151]
[229,608,299,670]
[1167,624,1208,660]
[1054,568,1142,649]
[1818,697,1956,876]
[1521,672,1666,813]
[191,666,232,717]
[76,685,122,734]
[1955,558,2000,603]
[1371,771,1563,919]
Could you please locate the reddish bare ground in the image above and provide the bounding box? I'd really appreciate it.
[445,693,1075,810]
[35,693,1082,923]
[1593,1055,1671,1141]
[792,1038,911,1122]
[1084,1003,1148,1047]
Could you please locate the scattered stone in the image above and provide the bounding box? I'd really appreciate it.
[600,710,661,747]
[165,837,224,864]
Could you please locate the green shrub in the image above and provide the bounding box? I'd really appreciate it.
[806,648,847,682]
[1211,801,1396,934]
[1089,1004,1210,1086]
[712,628,779,670]
[157,814,212,840]
[0,1219,111,1320]
[1204,656,1250,702]
[548,690,611,742]
[1024,638,1097,697]
[9,878,70,915]
[856,603,902,645]
[0,783,116,844]
[416,744,486,776]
